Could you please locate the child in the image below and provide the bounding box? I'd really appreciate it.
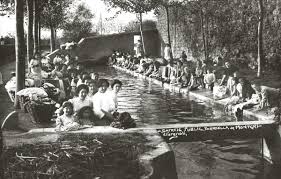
[55,101,80,131]
[77,106,97,126]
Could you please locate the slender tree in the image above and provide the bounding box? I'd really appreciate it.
[26,0,33,61]
[15,0,25,108]
[41,0,72,52]
[257,0,264,77]
[33,0,39,54]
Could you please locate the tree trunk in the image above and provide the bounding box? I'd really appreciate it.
[26,0,33,62]
[200,9,207,61]
[50,24,56,52]
[165,5,171,46]
[139,13,146,56]
[173,22,177,56]
[206,15,209,60]
[15,0,26,108]
[37,6,41,53]
[33,0,39,55]
[257,0,264,77]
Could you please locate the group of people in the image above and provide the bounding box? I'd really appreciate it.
[109,48,221,91]
[109,46,281,121]
[7,51,136,131]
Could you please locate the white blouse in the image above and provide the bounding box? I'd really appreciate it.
[69,96,93,113]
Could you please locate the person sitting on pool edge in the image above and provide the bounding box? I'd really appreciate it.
[55,101,80,132]
[76,106,97,126]
[68,84,93,114]
[107,79,123,113]
[91,79,115,125]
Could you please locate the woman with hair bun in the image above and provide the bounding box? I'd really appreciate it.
[68,84,93,114]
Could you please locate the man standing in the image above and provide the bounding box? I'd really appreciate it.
[0,36,4,45]
[135,39,143,58]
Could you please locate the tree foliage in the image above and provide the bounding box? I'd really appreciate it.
[102,0,158,14]
[157,0,265,63]
[123,19,157,32]
[62,3,94,42]
[40,0,72,30]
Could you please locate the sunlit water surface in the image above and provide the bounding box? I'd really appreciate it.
[87,66,279,179]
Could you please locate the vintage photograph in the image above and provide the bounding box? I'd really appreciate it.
[0,0,281,178]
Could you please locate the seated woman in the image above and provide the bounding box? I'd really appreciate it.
[236,77,255,102]
[225,77,256,121]
[194,60,205,89]
[50,63,63,79]
[77,72,89,87]
[144,63,154,76]
[149,61,161,79]
[76,106,97,126]
[27,59,50,87]
[92,79,114,124]
[161,61,174,83]
[188,72,200,91]
[55,101,80,132]
[251,83,281,109]
[179,74,190,88]
[107,79,123,113]
[136,58,148,73]
[68,84,93,114]
[87,79,98,97]
[227,76,239,97]
[180,65,192,86]
[169,63,178,85]
[175,60,184,83]
[203,68,216,91]
[60,64,69,79]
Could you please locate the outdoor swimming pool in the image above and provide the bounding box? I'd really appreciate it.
[89,65,279,179]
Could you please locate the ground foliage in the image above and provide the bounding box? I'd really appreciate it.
[3,132,153,179]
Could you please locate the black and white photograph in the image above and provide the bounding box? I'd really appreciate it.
[0,0,281,178]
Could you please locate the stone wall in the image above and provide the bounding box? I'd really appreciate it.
[0,45,15,66]
[77,30,161,64]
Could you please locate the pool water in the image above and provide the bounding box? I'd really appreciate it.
[88,66,280,179]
